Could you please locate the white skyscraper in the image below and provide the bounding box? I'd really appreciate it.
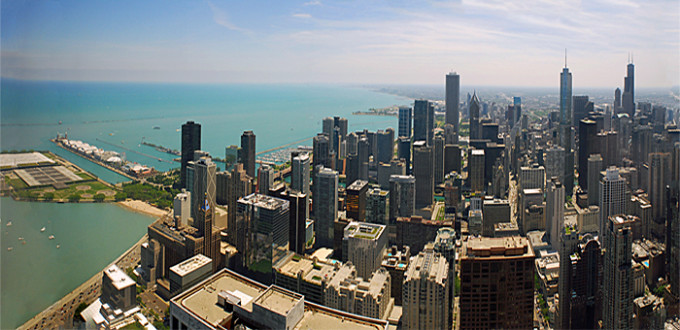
[598,167,627,239]
[546,178,565,249]
[291,152,310,195]
[403,249,451,330]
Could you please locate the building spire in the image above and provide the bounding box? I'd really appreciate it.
[564,48,567,68]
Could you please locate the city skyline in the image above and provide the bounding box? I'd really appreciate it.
[2,0,679,87]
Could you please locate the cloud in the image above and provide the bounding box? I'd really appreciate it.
[292,13,312,19]
[207,1,251,34]
[304,1,321,5]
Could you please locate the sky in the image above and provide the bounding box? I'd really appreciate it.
[2,0,679,87]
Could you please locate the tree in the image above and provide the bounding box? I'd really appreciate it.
[43,192,55,201]
[68,194,81,202]
[115,192,127,201]
[93,193,106,202]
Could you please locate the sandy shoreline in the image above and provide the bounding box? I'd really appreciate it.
[117,200,169,218]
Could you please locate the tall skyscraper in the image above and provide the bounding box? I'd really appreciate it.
[623,62,635,117]
[342,221,387,279]
[469,92,481,140]
[545,145,565,184]
[282,190,308,254]
[413,100,434,145]
[191,157,216,221]
[558,233,602,329]
[433,135,445,185]
[459,236,534,329]
[648,153,670,223]
[602,215,634,329]
[445,72,460,143]
[573,95,593,130]
[546,178,565,249]
[587,154,603,206]
[389,175,415,221]
[180,121,201,189]
[366,188,389,225]
[398,106,412,138]
[346,180,368,222]
[403,249,451,330]
[578,118,598,190]
[614,87,622,112]
[312,133,331,169]
[314,167,338,248]
[226,163,253,249]
[257,164,273,195]
[559,61,573,128]
[376,128,394,164]
[240,130,256,178]
[397,137,411,175]
[598,167,627,238]
[413,141,433,208]
[469,149,485,193]
[291,152,310,195]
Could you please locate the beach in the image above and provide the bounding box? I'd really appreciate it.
[118,200,170,218]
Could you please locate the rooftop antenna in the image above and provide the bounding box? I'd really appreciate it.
[564,48,567,68]
[631,52,634,64]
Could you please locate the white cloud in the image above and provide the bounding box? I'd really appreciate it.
[207,1,251,34]
[304,1,321,6]
[292,13,312,19]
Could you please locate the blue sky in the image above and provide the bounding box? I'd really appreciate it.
[2,0,678,87]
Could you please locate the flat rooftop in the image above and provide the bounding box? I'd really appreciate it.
[254,286,301,316]
[347,180,368,191]
[0,152,54,168]
[463,236,533,259]
[239,193,289,210]
[104,265,136,290]
[14,166,82,187]
[345,221,385,240]
[170,254,212,277]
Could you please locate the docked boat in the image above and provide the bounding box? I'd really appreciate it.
[48,235,55,240]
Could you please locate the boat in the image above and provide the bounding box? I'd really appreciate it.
[22,241,26,245]
[7,247,13,251]
[48,235,55,240]
[18,237,24,241]
[56,244,61,249]
[153,126,160,130]
[41,227,46,232]
[6,221,12,227]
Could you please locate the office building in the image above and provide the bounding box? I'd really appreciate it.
[469,149,485,193]
[168,254,213,298]
[578,118,598,190]
[599,167,628,239]
[173,189,191,228]
[389,175,415,221]
[558,233,602,329]
[602,215,634,329]
[559,61,572,147]
[257,164,273,196]
[546,178,565,249]
[381,246,410,306]
[445,72,460,143]
[482,198,510,237]
[225,164,253,247]
[377,158,405,190]
[102,265,137,313]
[587,154,603,206]
[623,62,635,117]
[236,194,289,284]
[469,92,481,140]
[366,188,389,225]
[325,265,392,320]
[342,221,388,279]
[433,135,445,185]
[519,164,545,190]
[376,128,394,165]
[346,180,368,222]
[312,133,331,169]
[398,106,412,138]
[403,249,451,330]
[444,144,461,174]
[291,152,310,195]
[224,145,239,169]
[180,121,201,189]
[396,216,452,255]
[413,100,434,145]
[459,236,534,329]
[397,137,411,174]
[545,145,565,184]
[314,167,338,248]
[191,157,216,226]
[648,152,670,229]
[413,141,434,208]
[282,190,309,255]
[240,130,256,178]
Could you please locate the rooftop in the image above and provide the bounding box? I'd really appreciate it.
[253,286,302,316]
[239,193,289,211]
[347,180,368,191]
[104,265,136,290]
[0,152,54,168]
[463,236,533,259]
[170,254,212,277]
[345,221,385,240]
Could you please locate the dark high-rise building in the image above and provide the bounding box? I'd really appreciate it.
[602,215,634,329]
[240,130,256,178]
[444,144,461,174]
[376,128,394,164]
[313,133,331,169]
[445,72,460,143]
[560,64,573,127]
[413,100,434,145]
[558,233,602,329]
[181,121,201,189]
[398,106,412,138]
[282,190,308,254]
[346,180,368,222]
[573,95,593,130]
[469,92,481,140]
[623,62,635,117]
[413,141,433,208]
[433,135,445,185]
[398,137,411,175]
[314,167,338,248]
[578,118,598,190]
[459,236,535,329]
[614,87,622,112]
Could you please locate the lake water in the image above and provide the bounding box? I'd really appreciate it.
[0,198,154,329]
[0,79,408,328]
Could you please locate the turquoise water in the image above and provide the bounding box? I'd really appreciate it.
[0,198,154,329]
[2,79,407,178]
[0,79,408,328]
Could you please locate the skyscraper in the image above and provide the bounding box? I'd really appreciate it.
[291,152,310,195]
[191,157,216,222]
[240,130,256,178]
[376,128,394,164]
[398,106,412,138]
[459,236,534,329]
[180,121,201,189]
[578,118,598,190]
[413,99,434,145]
[314,167,338,248]
[587,154,603,206]
[398,137,411,175]
[282,190,308,254]
[403,249,451,330]
[648,153,670,223]
[433,135,445,185]
[257,164,273,196]
[389,175,415,221]
[546,178,565,249]
[312,133,331,169]
[599,167,627,238]
[469,92,481,140]
[445,72,460,143]
[413,141,433,208]
[469,149,485,193]
[623,62,635,117]
[346,180,368,222]
[342,221,387,279]
[602,215,634,329]
[558,233,602,329]
[559,62,573,129]
[366,188,389,225]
